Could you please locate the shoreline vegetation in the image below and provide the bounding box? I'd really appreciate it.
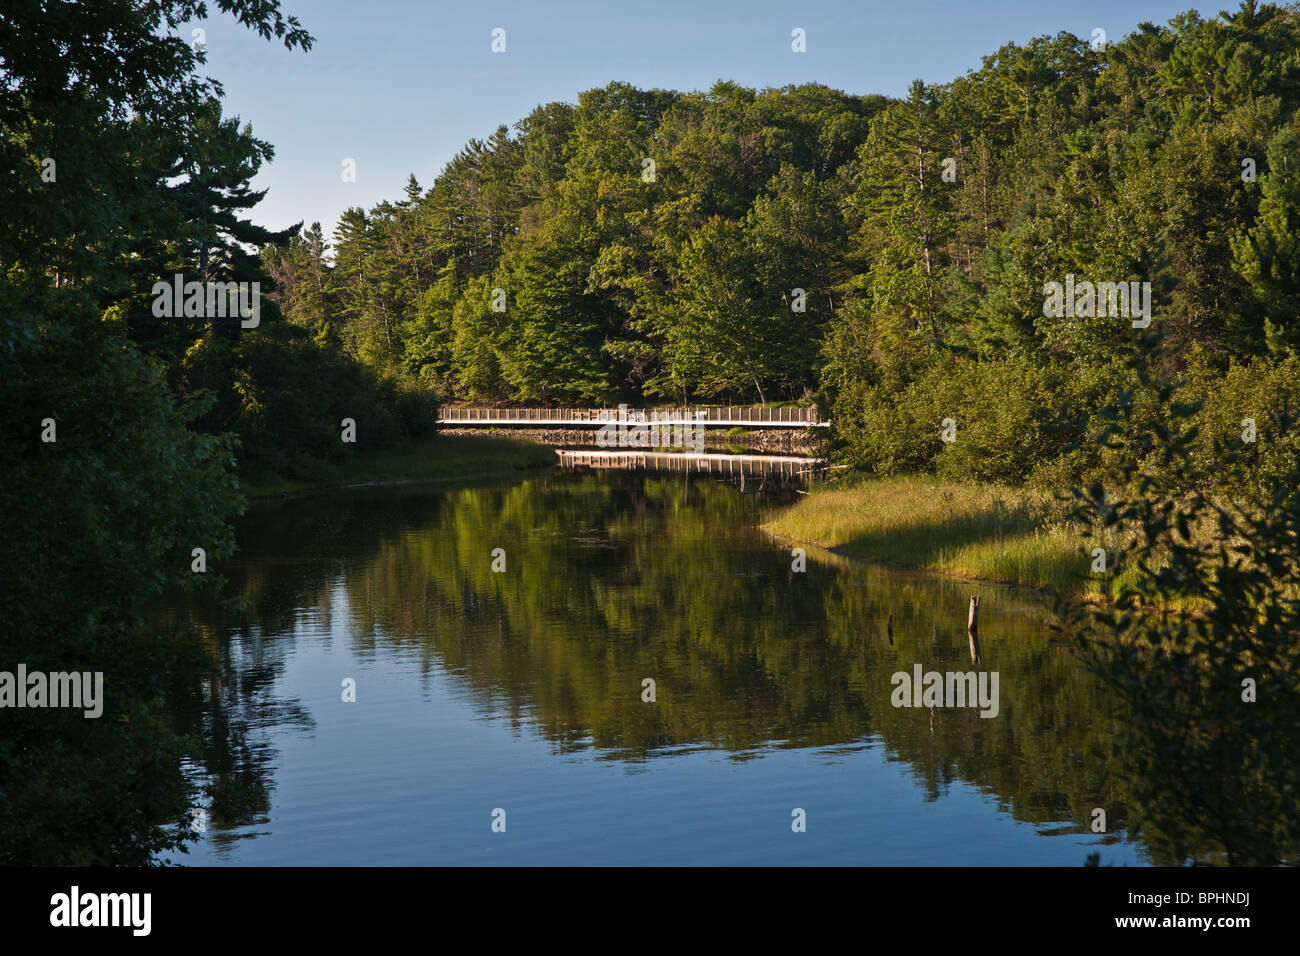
[241,434,555,499]
[764,470,1286,612]
[762,476,1126,602]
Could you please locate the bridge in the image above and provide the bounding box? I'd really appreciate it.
[437,406,829,428]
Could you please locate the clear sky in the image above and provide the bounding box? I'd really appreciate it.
[189,0,1206,236]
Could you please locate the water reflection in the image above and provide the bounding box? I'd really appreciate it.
[155,471,1160,864]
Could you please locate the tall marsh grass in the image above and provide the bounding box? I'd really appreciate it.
[763,477,1132,599]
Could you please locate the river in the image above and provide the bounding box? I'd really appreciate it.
[149,468,1148,865]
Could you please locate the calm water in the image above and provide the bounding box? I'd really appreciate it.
[151,469,1148,865]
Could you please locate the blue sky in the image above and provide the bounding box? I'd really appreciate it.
[190,0,1206,236]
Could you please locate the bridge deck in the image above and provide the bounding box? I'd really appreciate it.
[438,406,829,428]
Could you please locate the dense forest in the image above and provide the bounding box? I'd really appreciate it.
[4,0,1300,863]
[264,1,1300,490]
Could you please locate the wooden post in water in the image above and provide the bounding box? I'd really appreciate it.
[967,595,980,633]
[887,613,894,645]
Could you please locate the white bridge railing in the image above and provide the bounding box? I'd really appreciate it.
[437,406,828,428]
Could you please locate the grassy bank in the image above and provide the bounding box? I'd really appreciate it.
[241,434,556,499]
[763,477,1118,599]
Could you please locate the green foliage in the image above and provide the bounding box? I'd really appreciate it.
[270,80,882,405]
[819,2,1300,489]
[0,286,244,864]
[260,3,1300,466]
[450,276,508,400]
[10,0,1300,864]
[1231,122,1300,349]
[0,0,313,864]
[1064,360,1300,864]
[175,322,434,479]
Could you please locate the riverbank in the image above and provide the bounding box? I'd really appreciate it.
[242,434,556,499]
[762,477,1109,599]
